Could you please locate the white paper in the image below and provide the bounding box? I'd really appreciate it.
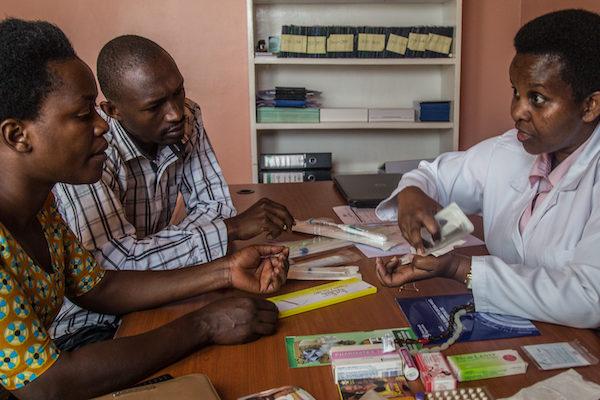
[522,342,593,370]
[333,206,390,225]
[499,369,600,400]
[356,235,484,258]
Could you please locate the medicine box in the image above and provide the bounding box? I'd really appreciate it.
[330,344,403,382]
[446,349,528,382]
[414,351,457,392]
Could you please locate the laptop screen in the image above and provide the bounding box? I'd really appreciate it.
[333,173,403,208]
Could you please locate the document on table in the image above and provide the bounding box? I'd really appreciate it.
[333,205,485,258]
[333,205,392,225]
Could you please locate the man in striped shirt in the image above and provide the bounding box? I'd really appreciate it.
[52,35,294,340]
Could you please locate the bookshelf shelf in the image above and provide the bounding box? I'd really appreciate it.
[253,56,456,66]
[256,122,453,130]
[255,0,452,4]
[247,0,462,181]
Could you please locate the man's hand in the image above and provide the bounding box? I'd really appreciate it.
[225,198,295,240]
[375,253,471,287]
[196,297,279,345]
[227,245,289,294]
[397,187,443,254]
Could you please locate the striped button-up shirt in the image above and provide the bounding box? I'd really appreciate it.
[51,99,235,337]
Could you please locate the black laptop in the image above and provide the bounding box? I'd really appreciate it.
[333,173,403,208]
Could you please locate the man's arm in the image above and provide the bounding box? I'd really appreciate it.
[14,296,278,400]
[55,170,230,270]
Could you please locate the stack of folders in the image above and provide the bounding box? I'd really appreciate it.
[279,25,454,58]
[257,87,321,123]
[258,152,332,184]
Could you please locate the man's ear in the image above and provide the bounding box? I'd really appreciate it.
[0,119,32,153]
[582,91,600,123]
[100,100,121,120]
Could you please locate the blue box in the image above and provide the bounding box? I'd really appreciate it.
[419,101,451,122]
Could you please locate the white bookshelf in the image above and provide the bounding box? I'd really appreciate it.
[247,0,462,182]
[254,56,457,66]
[256,122,454,130]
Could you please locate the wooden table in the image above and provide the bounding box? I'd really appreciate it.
[117,181,600,400]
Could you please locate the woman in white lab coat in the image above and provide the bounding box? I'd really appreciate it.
[375,9,600,328]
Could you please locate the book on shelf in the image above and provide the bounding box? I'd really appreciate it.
[385,27,410,58]
[357,26,387,59]
[278,25,453,59]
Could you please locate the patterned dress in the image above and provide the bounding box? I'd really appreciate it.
[0,195,105,392]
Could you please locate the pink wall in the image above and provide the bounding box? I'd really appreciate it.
[459,0,521,149]
[521,0,600,24]
[4,1,600,180]
[2,0,253,184]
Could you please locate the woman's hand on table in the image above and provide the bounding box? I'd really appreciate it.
[375,253,472,287]
[227,245,289,294]
[397,186,442,254]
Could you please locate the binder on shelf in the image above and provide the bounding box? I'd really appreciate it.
[259,152,332,170]
[259,169,331,184]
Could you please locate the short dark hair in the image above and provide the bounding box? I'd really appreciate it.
[97,35,172,101]
[0,18,76,122]
[514,9,600,102]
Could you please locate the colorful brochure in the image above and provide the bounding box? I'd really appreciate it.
[396,293,539,343]
[285,328,418,368]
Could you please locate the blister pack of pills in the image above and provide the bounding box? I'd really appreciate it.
[417,387,494,400]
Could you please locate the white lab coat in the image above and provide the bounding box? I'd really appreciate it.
[376,127,600,328]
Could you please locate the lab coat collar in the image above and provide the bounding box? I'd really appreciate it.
[509,122,600,193]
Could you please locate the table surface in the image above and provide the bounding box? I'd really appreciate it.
[116,181,600,400]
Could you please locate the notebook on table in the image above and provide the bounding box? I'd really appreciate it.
[333,173,402,208]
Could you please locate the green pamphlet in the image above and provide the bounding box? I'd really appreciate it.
[285,328,418,368]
